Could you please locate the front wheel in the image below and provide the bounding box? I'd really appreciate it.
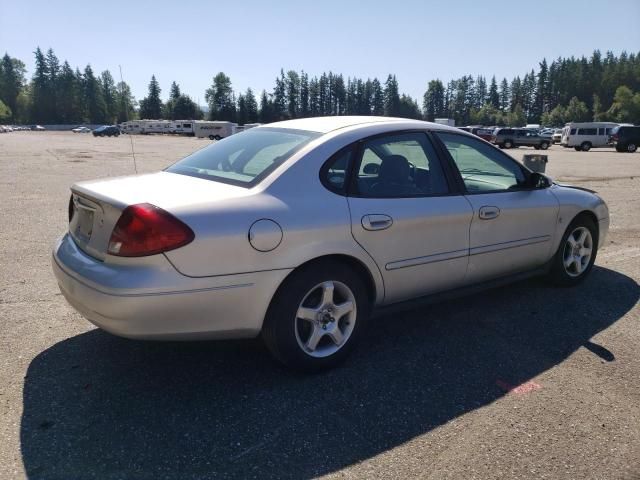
[627,143,637,153]
[504,140,513,149]
[540,142,549,150]
[262,261,370,372]
[581,142,591,151]
[547,216,598,286]
[208,135,215,140]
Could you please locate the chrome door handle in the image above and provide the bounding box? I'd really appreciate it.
[362,214,393,231]
[479,206,500,220]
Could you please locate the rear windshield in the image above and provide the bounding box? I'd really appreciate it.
[166,127,320,187]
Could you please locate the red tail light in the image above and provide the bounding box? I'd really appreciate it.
[108,203,194,257]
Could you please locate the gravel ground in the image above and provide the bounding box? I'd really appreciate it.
[1,131,639,480]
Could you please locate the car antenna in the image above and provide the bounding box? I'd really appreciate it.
[119,65,138,174]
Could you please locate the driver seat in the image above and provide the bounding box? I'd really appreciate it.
[370,154,419,196]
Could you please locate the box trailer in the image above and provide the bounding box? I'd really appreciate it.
[193,121,237,140]
[435,118,455,127]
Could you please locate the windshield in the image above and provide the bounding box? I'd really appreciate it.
[166,127,320,187]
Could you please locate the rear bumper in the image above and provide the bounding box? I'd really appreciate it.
[52,234,291,340]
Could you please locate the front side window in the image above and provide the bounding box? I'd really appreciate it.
[354,132,449,198]
[436,132,527,193]
[166,127,320,187]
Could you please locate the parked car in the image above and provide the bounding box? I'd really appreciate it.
[491,128,551,149]
[470,127,494,142]
[52,116,609,371]
[560,122,618,151]
[552,129,563,144]
[609,125,639,153]
[72,126,92,133]
[92,125,120,137]
[30,125,45,131]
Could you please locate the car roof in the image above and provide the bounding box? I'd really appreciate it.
[263,116,454,134]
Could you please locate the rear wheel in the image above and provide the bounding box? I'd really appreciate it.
[262,261,370,372]
[627,143,637,153]
[574,146,581,151]
[208,135,215,140]
[581,142,592,151]
[548,215,598,286]
[214,135,222,141]
[540,142,549,150]
[504,139,513,149]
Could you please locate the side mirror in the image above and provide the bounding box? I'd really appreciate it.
[527,172,552,189]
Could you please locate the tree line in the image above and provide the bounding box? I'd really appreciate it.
[1,47,638,126]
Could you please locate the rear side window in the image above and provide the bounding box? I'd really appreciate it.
[577,128,597,135]
[320,148,353,194]
[167,127,320,187]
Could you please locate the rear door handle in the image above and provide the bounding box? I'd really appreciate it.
[479,206,500,220]
[362,214,393,231]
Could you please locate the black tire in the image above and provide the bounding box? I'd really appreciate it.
[208,135,215,140]
[504,139,513,149]
[262,260,371,372]
[574,146,581,151]
[540,142,549,150]
[581,142,591,151]
[627,143,637,153]
[214,135,222,141]
[534,146,541,150]
[547,215,598,287]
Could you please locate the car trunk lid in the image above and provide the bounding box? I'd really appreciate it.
[69,171,251,260]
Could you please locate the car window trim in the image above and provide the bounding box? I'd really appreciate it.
[319,144,358,196]
[431,130,535,195]
[346,129,463,199]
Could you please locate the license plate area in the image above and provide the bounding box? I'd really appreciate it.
[70,195,97,244]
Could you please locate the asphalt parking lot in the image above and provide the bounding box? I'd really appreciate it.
[1,131,639,479]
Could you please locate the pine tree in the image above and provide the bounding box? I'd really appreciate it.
[422,79,445,121]
[30,47,49,123]
[139,75,163,119]
[299,72,309,118]
[100,71,117,123]
[45,49,60,122]
[285,70,300,118]
[272,70,287,119]
[488,76,500,109]
[244,88,258,123]
[371,78,384,115]
[383,74,400,116]
[83,65,107,123]
[258,90,274,123]
[499,78,510,112]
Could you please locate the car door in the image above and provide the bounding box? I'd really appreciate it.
[343,131,473,304]
[434,131,560,283]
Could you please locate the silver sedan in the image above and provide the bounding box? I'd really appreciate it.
[52,117,609,371]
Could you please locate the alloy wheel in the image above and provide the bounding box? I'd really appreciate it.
[294,280,357,358]
[563,226,593,277]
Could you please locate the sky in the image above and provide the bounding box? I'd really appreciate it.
[1,0,639,104]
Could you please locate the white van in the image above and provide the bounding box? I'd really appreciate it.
[561,122,619,151]
[193,121,237,140]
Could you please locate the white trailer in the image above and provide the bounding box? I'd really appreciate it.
[560,122,619,151]
[435,118,455,127]
[193,121,237,140]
